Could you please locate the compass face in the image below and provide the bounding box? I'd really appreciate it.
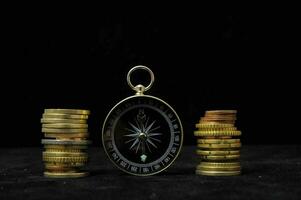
[102,95,183,176]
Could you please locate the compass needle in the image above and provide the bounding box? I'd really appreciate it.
[124,133,139,137]
[147,139,158,149]
[148,132,162,136]
[148,137,161,143]
[129,138,139,150]
[125,137,137,144]
[143,117,149,132]
[145,120,156,133]
[149,126,160,133]
[125,128,137,134]
[141,124,145,133]
[135,141,141,153]
[128,122,140,133]
[134,118,142,131]
[145,142,152,153]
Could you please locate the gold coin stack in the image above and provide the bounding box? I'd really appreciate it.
[194,110,242,176]
[41,109,91,178]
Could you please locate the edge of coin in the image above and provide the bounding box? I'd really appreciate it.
[41,139,91,145]
[44,171,89,178]
[44,109,90,115]
[195,170,241,176]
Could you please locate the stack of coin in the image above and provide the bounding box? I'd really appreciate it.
[41,109,91,178]
[194,110,242,176]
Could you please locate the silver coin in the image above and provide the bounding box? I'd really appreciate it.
[41,139,91,145]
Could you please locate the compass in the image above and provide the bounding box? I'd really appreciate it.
[102,66,183,176]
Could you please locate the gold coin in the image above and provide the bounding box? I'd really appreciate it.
[194,130,241,136]
[43,151,87,157]
[199,154,240,160]
[42,123,88,129]
[201,117,235,119]
[44,109,90,115]
[41,139,90,145]
[204,113,236,118]
[197,143,241,149]
[203,116,236,120]
[197,165,241,171]
[44,171,89,178]
[201,116,236,120]
[204,112,236,117]
[200,162,240,167]
[196,150,240,156]
[204,116,236,119]
[196,170,240,176]
[44,162,86,167]
[199,121,235,125]
[201,119,236,123]
[44,145,88,150]
[197,139,240,144]
[44,133,89,139]
[45,148,83,153]
[205,110,237,114]
[44,165,78,172]
[42,156,88,163]
[42,128,88,133]
[201,136,233,139]
[195,123,234,128]
[199,119,235,124]
[43,113,89,119]
[197,127,237,131]
[41,118,87,124]
[205,111,236,114]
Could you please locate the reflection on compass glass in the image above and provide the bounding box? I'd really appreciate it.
[102,95,183,176]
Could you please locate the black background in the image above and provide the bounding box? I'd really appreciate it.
[2,10,298,147]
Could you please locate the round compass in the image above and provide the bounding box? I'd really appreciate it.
[102,66,183,176]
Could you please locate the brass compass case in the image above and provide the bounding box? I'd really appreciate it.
[102,66,183,176]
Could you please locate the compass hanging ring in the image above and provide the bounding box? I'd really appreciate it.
[102,65,183,176]
[127,65,155,95]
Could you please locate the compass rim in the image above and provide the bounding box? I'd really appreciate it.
[101,95,183,176]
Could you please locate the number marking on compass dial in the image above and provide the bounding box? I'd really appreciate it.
[102,95,183,176]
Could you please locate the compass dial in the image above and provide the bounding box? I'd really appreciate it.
[102,95,183,176]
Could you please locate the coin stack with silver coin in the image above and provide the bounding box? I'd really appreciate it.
[194,110,242,176]
[41,109,91,178]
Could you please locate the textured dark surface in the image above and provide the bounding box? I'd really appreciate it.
[0,145,301,200]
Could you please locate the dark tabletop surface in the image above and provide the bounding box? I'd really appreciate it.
[0,145,301,200]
